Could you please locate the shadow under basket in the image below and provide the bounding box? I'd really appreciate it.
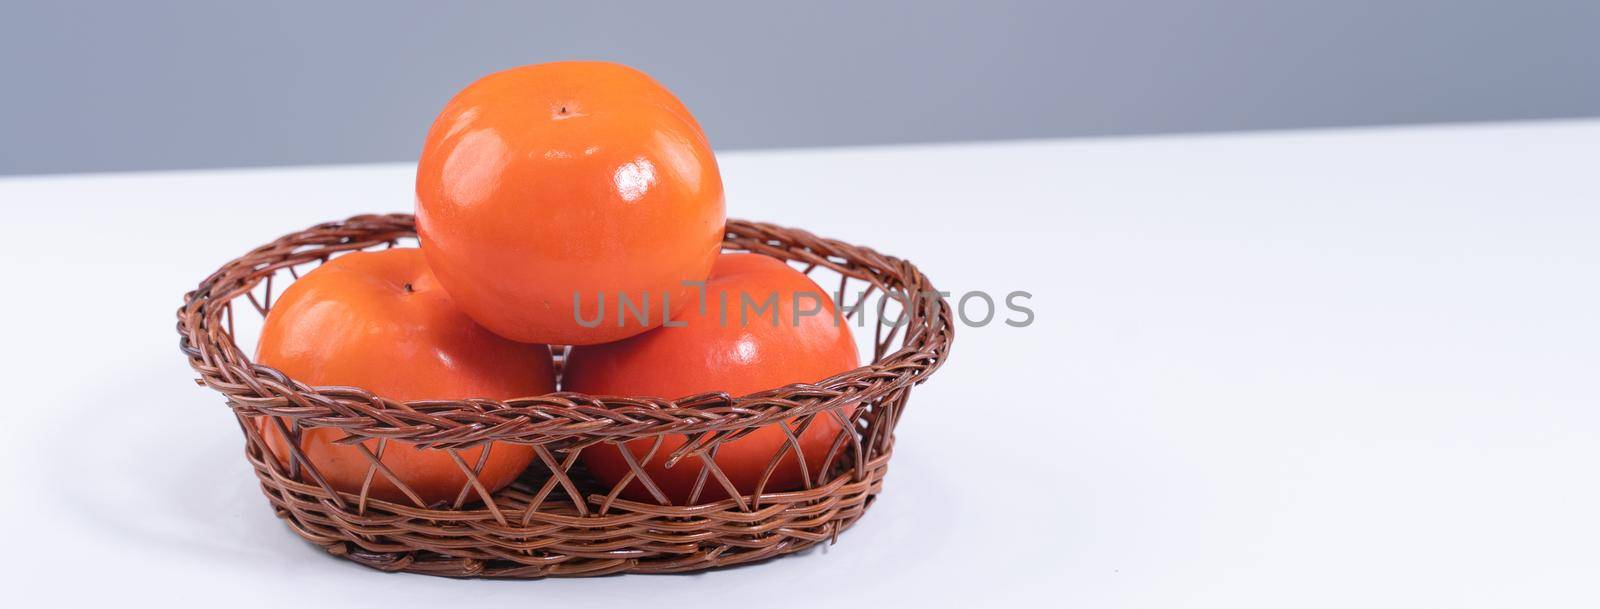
[176,214,954,578]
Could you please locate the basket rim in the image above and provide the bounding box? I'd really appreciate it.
[178,213,953,446]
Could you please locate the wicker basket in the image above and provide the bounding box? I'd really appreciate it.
[176,213,953,578]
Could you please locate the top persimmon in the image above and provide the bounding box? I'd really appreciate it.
[416,61,725,345]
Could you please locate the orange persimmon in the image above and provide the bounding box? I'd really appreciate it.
[255,248,556,505]
[563,253,860,504]
[416,61,725,345]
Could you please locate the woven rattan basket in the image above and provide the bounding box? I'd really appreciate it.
[177,213,953,578]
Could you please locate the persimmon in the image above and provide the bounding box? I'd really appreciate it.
[255,249,556,505]
[563,253,860,504]
[416,61,725,345]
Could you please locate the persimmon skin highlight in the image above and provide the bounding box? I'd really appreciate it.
[255,249,556,505]
[416,61,725,346]
[563,253,861,504]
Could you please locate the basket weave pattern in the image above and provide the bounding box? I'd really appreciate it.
[177,214,952,577]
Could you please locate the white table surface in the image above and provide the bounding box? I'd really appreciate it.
[3,119,1597,607]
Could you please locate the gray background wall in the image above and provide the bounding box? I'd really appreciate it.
[2,0,1597,176]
